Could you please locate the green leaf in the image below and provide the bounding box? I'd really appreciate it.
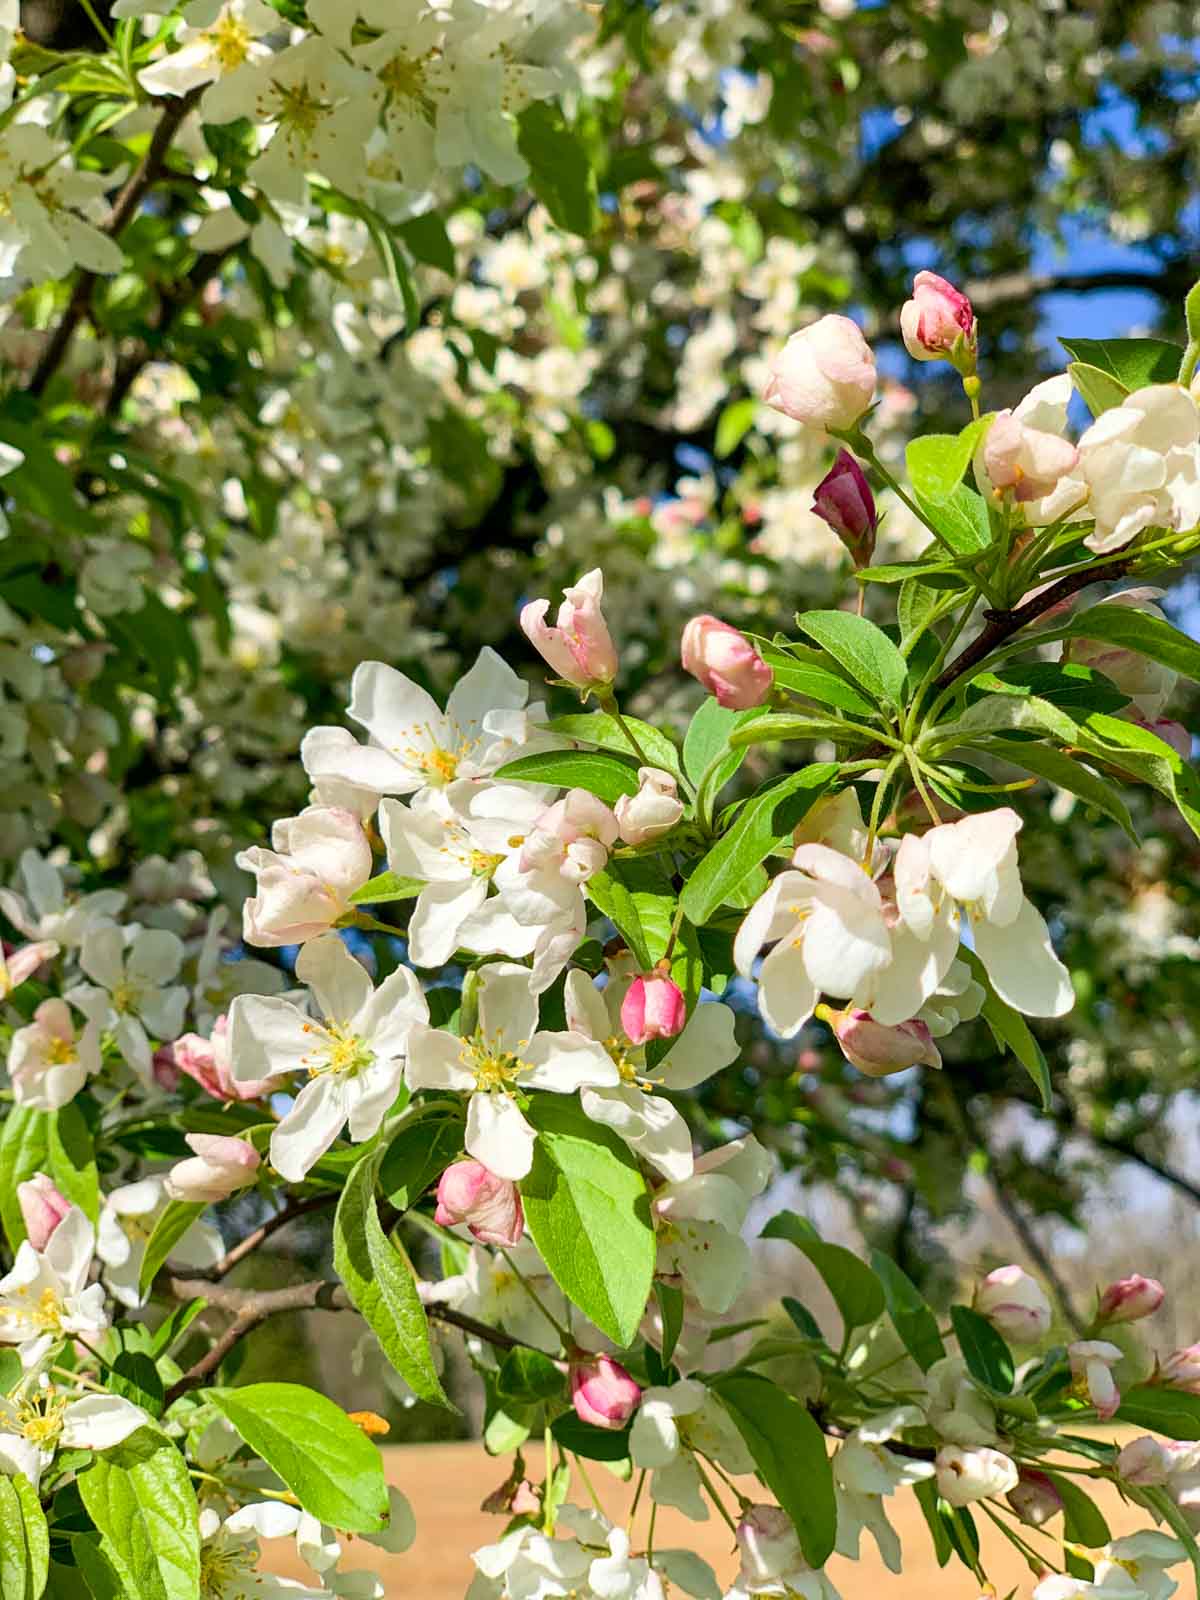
[914,1478,953,1567]
[396,210,455,274]
[550,1412,633,1462]
[138,1201,207,1299]
[104,590,199,701]
[870,1251,946,1371]
[77,1427,201,1600]
[73,1535,127,1600]
[47,1102,100,1222]
[906,420,987,502]
[761,1212,885,1334]
[519,1095,655,1348]
[378,1103,466,1210]
[962,948,1053,1109]
[710,1374,836,1567]
[781,1297,826,1344]
[0,1108,49,1249]
[585,857,676,969]
[1186,280,1200,345]
[1044,1473,1110,1547]
[1059,336,1182,396]
[796,610,907,707]
[654,1280,684,1368]
[0,1472,49,1600]
[1066,602,1200,685]
[348,871,423,906]
[714,397,758,457]
[516,103,597,235]
[334,1151,451,1409]
[110,1352,165,1418]
[935,691,1079,747]
[973,661,1129,715]
[684,698,760,786]
[496,1347,565,1406]
[680,765,837,925]
[495,750,639,804]
[760,648,877,716]
[727,713,873,750]
[949,1305,1014,1394]
[1066,362,1132,419]
[1115,1386,1200,1439]
[210,1384,389,1532]
[1076,713,1200,840]
[545,713,684,783]
[898,577,957,652]
[912,483,992,554]
[974,739,1136,840]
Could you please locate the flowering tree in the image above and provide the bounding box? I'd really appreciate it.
[4,2,1200,1597]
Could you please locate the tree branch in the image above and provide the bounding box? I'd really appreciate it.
[966,267,1190,313]
[27,86,204,398]
[170,1192,339,1284]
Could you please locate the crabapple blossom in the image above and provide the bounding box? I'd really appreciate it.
[1098,1274,1165,1324]
[615,768,685,845]
[1160,1344,1200,1392]
[169,1015,283,1103]
[829,1007,941,1075]
[832,1408,935,1572]
[137,0,279,109]
[899,271,977,366]
[0,850,125,947]
[1007,1470,1064,1527]
[1033,1534,1187,1600]
[16,1174,70,1253]
[520,568,619,689]
[924,1356,998,1446]
[0,1207,108,1369]
[934,1444,1019,1506]
[0,1375,147,1492]
[979,378,1081,513]
[229,932,428,1181]
[236,806,373,948]
[1070,385,1200,554]
[621,973,686,1045]
[97,1176,223,1308]
[164,1133,262,1203]
[812,449,878,566]
[630,1378,754,1520]
[570,1352,641,1429]
[975,1264,1053,1342]
[763,314,876,430]
[1069,1339,1124,1419]
[728,1504,843,1599]
[681,614,774,709]
[519,789,619,884]
[434,1161,525,1247]
[68,923,188,1083]
[9,997,102,1111]
[653,1137,772,1310]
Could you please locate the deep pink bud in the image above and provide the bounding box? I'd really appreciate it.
[621,974,686,1046]
[812,450,877,567]
[570,1352,641,1429]
[1161,1344,1200,1393]
[174,1017,282,1103]
[520,569,618,689]
[1098,1275,1165,1325]
[900,271,976,366]
[17,1172,71,1251]
[1006,1470,1063,1528]
[434,1160,525,1246]
[681,614,773,709]
[832,1009,940,1076]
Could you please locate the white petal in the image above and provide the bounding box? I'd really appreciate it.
[229,994,312,1082]
[465,1091,536,1181]
[80,922,125,990]
[521,1031,620,1091]
[757,938,817,1038]
[61,1394,147,1451]
[476,962,540,1053]
[582,1085,694,1182]
[408,877,489,969]
[296,931,373,1022]
[974,898,1074,1018]
[269,1077,349,1181]
[444,647,526,745]
[562,969,610,1041]
[655,1002,738,1090]
[348,661,445,764]
[801,891,891,999]
[127,928,184,986]
[404,1025,475,1092]
[356,962,428,1053]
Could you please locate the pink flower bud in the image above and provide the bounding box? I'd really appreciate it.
[164,1134,261,1204]
[900,271,977,366]
[1161,1344,1200,1393]
[614,768,684,846]
[1007,1470,1063,1528]
[1097,1275,1165,1325]
[1117,1435,1196,1485]
[763,314,876,431]
[812,450,877,567]
[0,938,59,999]
[173,1017,282,1103]
[152,1043,182,1092]
[570,1352,641,1429]
[1126,712,1191,760]
[434,1160,525,1247]
[520,569,618,689]
[1068,1340,1123,1420]
[520,789,618,884]
[981,412,1079,504]
[621,974,686,1046]
[832,1009,941,1076]
[681,615,773,709]
[975,1264,1052,1343]
[17,1173,71,1251]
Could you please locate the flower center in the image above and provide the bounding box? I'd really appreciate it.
[200,1538,257,1598]
[202,12,254,72]
[378,50,441,121]
[604,1035,640,1084]
[44,1035,77,1066]
[302,1020,372,1078]
[461,1029,527,1093]
[111,979,139,1014]
[16,1388,69,1447]
[397,719,480,785]
[469,849,505,877]
[267,79,331,141]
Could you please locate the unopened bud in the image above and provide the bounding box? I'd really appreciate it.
[762,314,877,431]
[615,768,684,846]
[1161,1343,1200,1394]
[17,1172,71,1251]
[570,1352,641,1429]
[812,449,877,568]
[681,615,773,709]
[164,1134,261,1203]
[1007,1470,1063,1528]
[975,1264,1052,1343]
[830,1007,940,1076]
[1097,1275,1165,1326]
[434,1160,525,1247]
[900,271,977,370]
[621,974,686,1046]
[520,569,618,690]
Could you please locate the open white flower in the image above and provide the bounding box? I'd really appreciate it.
[303,648,543,802]
[0,1207,108,1369]
[728,1503,843,1600]
[229,932,428,1181]
[1033,1533,1186,1600]
[198,1502,332,1600]
[67,922,188,1082]
[405,961,619,1181]
[653,1138,773,1313]
[893,808,1073,1017]
[438,1240,568,1353]
[630,1378,754,1522]
[9,997,102,1111]
[0,849,125,948]
[0,126,123,282]
[564,966,738,1181]
[833,1406,935,1573]
[138,0,279,109]
[590,1526,667,1600]
[97,1177,223,1308]
[735,843,892,1037]
[0,1374,146,1491]
[1072,385,1200,554]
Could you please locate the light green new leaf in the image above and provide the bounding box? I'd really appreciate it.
[710,1374,837,1567]
[906,420,988,503]
[210,1384,389,1532]
[77,1427,201,1600]
[546,712,684,783]
[1066,362,1130,419]
[683,698,767,787]
[586,856,676,968]
[334,1151,452,1409]
[714,396,758,458]
[519,1095,655,1348]
[962,948,1054,1109]
[760,647,877,716]
[0,1108,49,1249]
[761,1211,885,1333]
[0,1473,48,1600]
[911,483,993,554]
[348,871,424,906]
[1059,336,1182,395]
[1077,713,1200,840]
[727,714,872,749]
[933,692,1079,748]
[796,610,907,707]
[47,1101,100,1222]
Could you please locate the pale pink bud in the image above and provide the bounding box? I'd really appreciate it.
[763,314,876,430]
[0,938,59,999]
[1161,1343,1200,1393]
[832,1008,941,1076]
[164,1133,261,1204]
[570,1352,641,1429]
[1066,590,1177,717]
[17,1173,70,1251]
[681,614,773,709]
[1117,1435,1197,1485]
[622,974,686,1046]
[736,1505,803,1583]
[520,789,618,884]
[237,806,373,949]
[935,1445,1020,1506]
[434,1160,525,1246]
[975,1265,1052,1343]
[1098,1274,1165,1325]
[900,271,977,365]
[1007,1470,1063,1527]
[174,1017,282,1102]
[1068,1340,1123,1420]
[614,768,684,846]
[982,412,1079,503]
[812,449,877,567]
[520,569,618,689]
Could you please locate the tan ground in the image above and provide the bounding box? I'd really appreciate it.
[263,1440,1152,1598]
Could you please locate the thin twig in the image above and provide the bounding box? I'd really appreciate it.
[169,1192,338,1283]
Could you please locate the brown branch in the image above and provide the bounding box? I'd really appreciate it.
[170,1193,339,1284]
[27,86,204,397]
[966,267,1189,313]
[1082,1128,1200,1207]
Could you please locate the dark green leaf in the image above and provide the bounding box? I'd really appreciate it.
[950,1305,1014,1394]
[551,1412,633,1462]
[870,1251,946,1371]
[516,103,597,235]
[378,1104,466,1210]
[396,211,455,274]
[545,713,684,783]
[654,1281,684,1367]
[914,1478,953,1567]
[1077,712,1200,840]
[974,739,1136,841]
[727,713,872,750]
[496,1347,565,1406]
[761,1212,885,1334]
[109,1353,165,1418]
[1059,336,1182,395]
[47,1102,100,1223]
[1044,1474,1110,1546]
[760,649,877,715]
[1115,1386,1200,1439]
